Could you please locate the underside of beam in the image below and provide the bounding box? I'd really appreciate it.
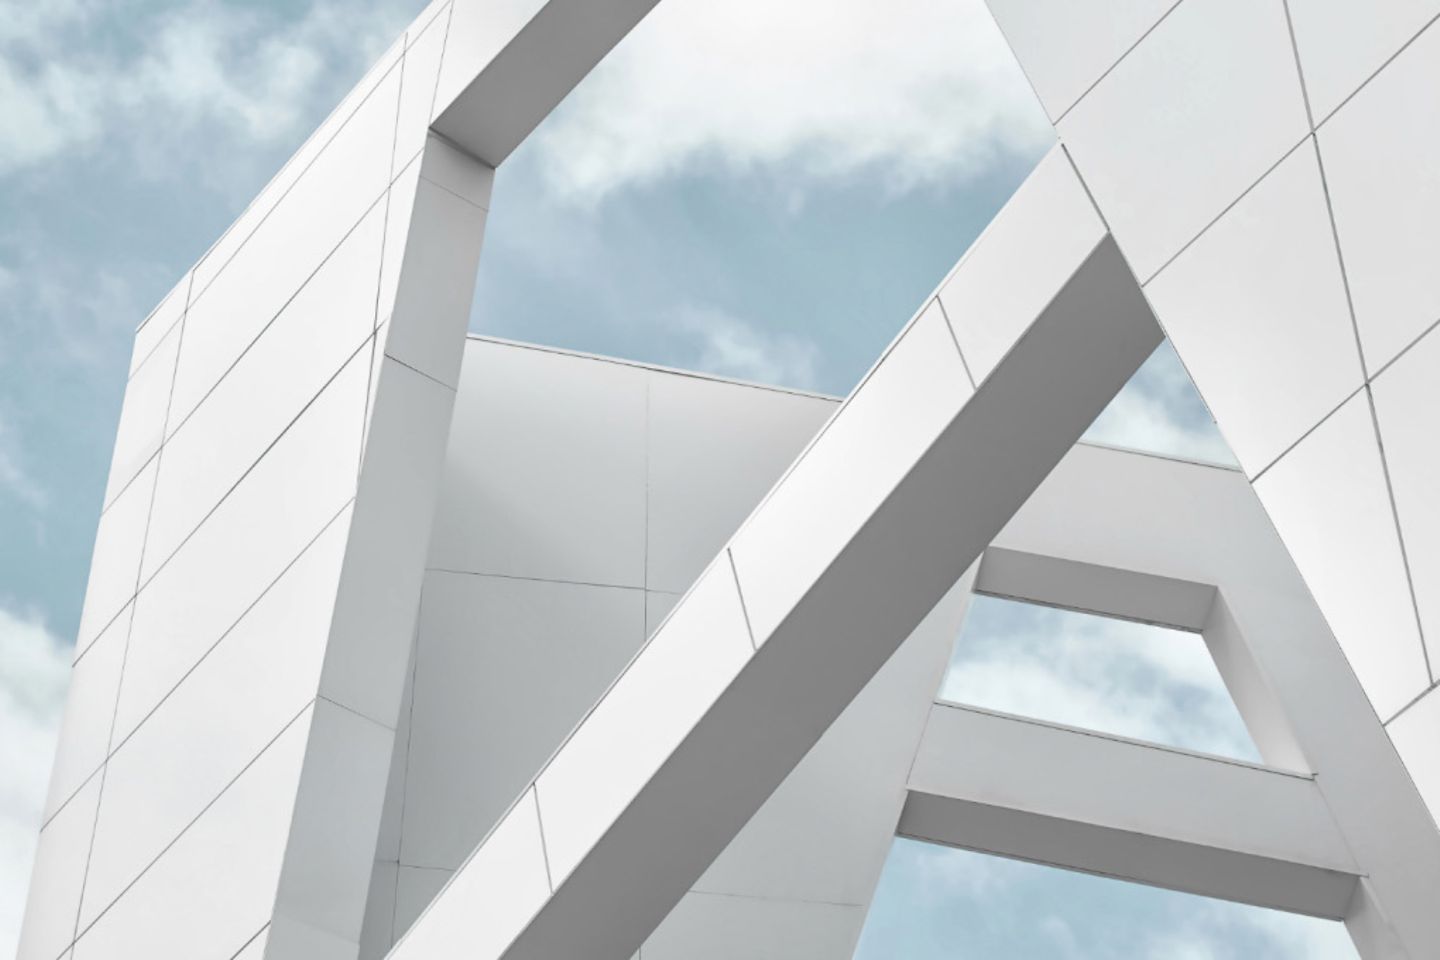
[902,702,1358,918]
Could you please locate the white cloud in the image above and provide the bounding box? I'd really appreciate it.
[0,605,71,957]
[0,414,46,511]
[675,303,822,389]
[532,0,1053,202]
[0,0,408,180]
[1142,901,1357,960]
[941,598,1259,760]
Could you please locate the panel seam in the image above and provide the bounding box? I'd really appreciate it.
[1363,386,1433,683]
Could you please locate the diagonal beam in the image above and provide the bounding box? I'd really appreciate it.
[901,702,1360,918]
[388,147,1162,960]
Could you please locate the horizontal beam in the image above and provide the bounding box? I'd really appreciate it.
[901,702,1359,918]
[976,545,1217,631]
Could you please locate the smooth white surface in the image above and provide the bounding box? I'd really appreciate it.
[1254,392,1427,719]
[1388,688,1440,827]
[402,572,644,869]
[646,374,834,594]
[937,146,1106,384]
[536,559,754,884]
[144,205,382,576]
[72,708,314,960]
[383,162,490,389]
[170,65,400,427]
[731,302,972,641]
[1144,143,1363,476]
[388,789,551,960]
[44,609,126,820]
[643,893,863,960]
[319,356,459,727]
[231,928,268,960]
[129,277,187,376]
[105,323,180,508]
[79,513,348,929]
[1372,326,1440,669]
[428,342,647,586]
[16,775,99,960]
[74,457,156,659]
[116,352,365,743]
[984,0,1175,119]
[272,699,394,947]
[1059,0,1309,280]
[393,12,449,172]
[1319,20,1440,373]
[376,156,419,329]
[1287,0,1440,120]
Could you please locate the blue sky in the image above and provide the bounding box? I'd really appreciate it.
[0,0,1349,956]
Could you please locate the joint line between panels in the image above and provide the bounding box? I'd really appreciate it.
[1363,386,1433,684]
[1314,10,1440,130]
[70,700,317,947]
[1052,0,1185,126]
[728,548,757,651]
[1280,0,1318,132]
[932,296,976,390]
[533,786,556,893]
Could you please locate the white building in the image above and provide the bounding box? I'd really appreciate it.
[17,1,1440,958]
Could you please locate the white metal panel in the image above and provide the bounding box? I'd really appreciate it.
[115,352,366,743]
[1144,142,1364,476]
[170,66,401,427]
[71,707,315,960]
[78,511,349,929]
[15,776,100,960]
[646,373,834,595]
[984,0,1175,119]
[427,341,647,587]
[1319,20,1440,372]
[143,205,382,577]
[1059,0,1309,280]
[402,572,644,869]
[1372,326,1440,669]
[1287,0,1440,121]
[1254,392,1427,720]
[43,610,127,820]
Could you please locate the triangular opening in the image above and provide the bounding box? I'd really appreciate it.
[1083,338,1237,467]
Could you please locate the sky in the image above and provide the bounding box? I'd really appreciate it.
[0,0,1349,956]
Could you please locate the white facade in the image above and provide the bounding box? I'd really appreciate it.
[17,2,1440,959]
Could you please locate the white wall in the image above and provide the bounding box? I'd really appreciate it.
[20,3,499,958]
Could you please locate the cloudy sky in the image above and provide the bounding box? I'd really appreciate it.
[0,0,1351,956]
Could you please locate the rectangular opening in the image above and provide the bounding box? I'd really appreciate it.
[940,594,1260,762]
